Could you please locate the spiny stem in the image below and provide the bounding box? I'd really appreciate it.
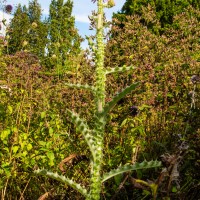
[95,0,106,113]
[88,0,105,199]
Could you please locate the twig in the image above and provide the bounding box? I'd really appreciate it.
[19,177,31,200]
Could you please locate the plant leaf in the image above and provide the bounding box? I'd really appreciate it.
[34,169,88,197]
[102,160,161,183]
[102,82,139,116]
[105,66,136,75]
[66,109,95,156]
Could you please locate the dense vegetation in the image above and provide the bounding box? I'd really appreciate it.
[0,0,199,199]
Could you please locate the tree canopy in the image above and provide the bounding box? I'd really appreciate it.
[115,0,200,31]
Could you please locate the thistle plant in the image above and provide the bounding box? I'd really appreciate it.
[35,0,161,199]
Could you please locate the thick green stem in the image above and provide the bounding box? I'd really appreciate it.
[87,145,103,199]
[95,0,106,113]
[88,0,105,199]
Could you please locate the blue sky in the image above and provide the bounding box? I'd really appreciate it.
[1,0,126,48]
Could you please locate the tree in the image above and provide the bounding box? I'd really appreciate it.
[116,0,200,30]
[7,0,48,63]
[48,0,82,71]
[7,4,30,53]
[27,0,48,62]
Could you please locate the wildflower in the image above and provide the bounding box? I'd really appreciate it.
[5,5,13,13]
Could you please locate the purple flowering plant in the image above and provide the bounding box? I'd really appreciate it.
[5,4,12,13]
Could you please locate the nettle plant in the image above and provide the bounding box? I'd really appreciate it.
[35,0,161,199]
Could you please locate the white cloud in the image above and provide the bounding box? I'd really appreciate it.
[75,14,90,23]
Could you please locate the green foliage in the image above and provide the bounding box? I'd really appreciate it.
[0,51,91,199]
[6,0,82,70]
[116,0,200,32]
[6,0,48,63]
[104,4,200,199]
[27,0,48,62]
[48,0,82,70]
[102,160,161,183]
[35,169,88,197]
[65,108,95,156]
[6,4,30,53]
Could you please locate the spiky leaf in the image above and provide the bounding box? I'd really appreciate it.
[102,82,139,116]
[102,160,161,183]
[66,109,95,156]
[105,66,136,75]
[35,169,88,197]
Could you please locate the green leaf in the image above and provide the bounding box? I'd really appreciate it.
[66,109,95,157]
[114,173,123,186]
[47,151,55,161]
[12,146,19,154]
[1,162,12,177]
[47,151,55,166]
[3,147,9,153]
[40,112,46,119]
[22,151,28,157]
[49,127,54,135]
[34,169,88,197]
[142,190,151,196]
[1,129,11,141]
[102,82,139,116]
[27,143,33,151]
[38,141,46,146]
[172,186,177,193]
[105,66,136,74]
[0,104,5,117]
[102,160,161,183]
[120,118,128,127]
[12,127,18,133]
[7,105,13,114]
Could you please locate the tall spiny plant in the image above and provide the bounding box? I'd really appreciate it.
[35,0,161,199]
